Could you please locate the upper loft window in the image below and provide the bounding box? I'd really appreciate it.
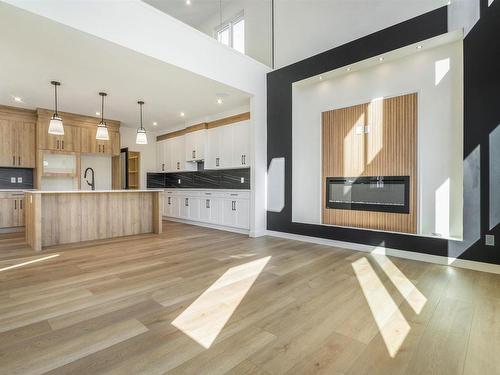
[215,13,245,54]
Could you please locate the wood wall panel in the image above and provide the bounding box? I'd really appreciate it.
[322,93,417,233]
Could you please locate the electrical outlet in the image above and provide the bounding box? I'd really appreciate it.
[485,234,495,247]
[17,177,22,183]
[240,177,245,183]
[10,177,16,183]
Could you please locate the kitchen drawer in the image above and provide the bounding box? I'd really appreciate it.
[222,191,250,200]
[0,192,25,199]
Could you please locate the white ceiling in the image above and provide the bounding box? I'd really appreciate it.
[0,2,250,131]
[143,0,236,29]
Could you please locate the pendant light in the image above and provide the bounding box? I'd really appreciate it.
[96,92,110,140]
[136,100,148,145]
[48,81,64,135]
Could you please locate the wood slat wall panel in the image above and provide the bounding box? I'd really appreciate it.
[322,93,417,233]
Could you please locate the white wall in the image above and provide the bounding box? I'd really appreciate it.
[274,0,480,69]
[120,127,158,189]
[292,41,463,239]
[80,154,111,190]
[197,0,272,67]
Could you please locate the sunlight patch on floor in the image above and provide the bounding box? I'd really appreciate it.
[172,256,271,348]
[352,257,410,357]
[0,254,60,272]
[372,254,427,314]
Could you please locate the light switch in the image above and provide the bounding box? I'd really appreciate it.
[10,177,16,183]
[240,177,245,183]
[17,177,22,183]
[364,126,370,133]
[485,234,495,247]
[355,125,364,135]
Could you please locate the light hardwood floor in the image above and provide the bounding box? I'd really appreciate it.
[0,221,498,374]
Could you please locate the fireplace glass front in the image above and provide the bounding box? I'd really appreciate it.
[326,176,410,213]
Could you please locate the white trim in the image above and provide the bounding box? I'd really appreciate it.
[266,230,500,275]
[164,217,249,235]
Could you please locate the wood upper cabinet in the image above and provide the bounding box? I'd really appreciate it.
[0,107,36,168]
[36,108,120,156]
[81,127,120,156]
[38,121,81,152]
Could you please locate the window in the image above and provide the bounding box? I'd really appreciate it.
[215,13,245,54]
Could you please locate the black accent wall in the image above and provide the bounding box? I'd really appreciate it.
[267,4,500,263]
[0,168,34,189]
[147,168,250,190]
[459,0,500,263]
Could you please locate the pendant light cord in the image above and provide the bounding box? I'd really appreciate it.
[140,102,144,130]
[54,84,58,117]
[101,95,104,123]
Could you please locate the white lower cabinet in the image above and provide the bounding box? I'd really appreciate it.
[163,190,249,230]
[221,198,250,229]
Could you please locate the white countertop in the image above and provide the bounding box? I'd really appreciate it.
[26,189,163,194]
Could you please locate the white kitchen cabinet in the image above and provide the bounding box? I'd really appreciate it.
[157,140,167,172]
[205,121,250,170]
[232,120,250,167]
[187,197,201,221]
[200,196,220,223]
[162,189,249,231]
[185,129,207,162]
[159,136,196,172]
[221,198,249,229]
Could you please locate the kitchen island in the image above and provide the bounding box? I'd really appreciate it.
[24,190,163,251]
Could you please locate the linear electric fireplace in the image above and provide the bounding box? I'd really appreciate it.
[326,176,410,214]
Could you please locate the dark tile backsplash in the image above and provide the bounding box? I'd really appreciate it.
[0,167,34,189]
[148,168,250,190]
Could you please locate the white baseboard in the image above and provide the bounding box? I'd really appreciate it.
[164,217,250,235]
[266,230,500,275]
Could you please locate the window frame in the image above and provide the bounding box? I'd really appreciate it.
[214,12,245,53]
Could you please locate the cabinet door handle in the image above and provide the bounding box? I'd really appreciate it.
[185,198,189,206]
[206,199,210,209]
[241,155,244,165]
[243,155,246,165]
[14,200,17,210]
[20,200,22,209]
[62,140,64,149]
[192,150,195,159]
[56,140,59,149]
[162,164,165,171]
[216,157,220,167]
[18,156,21,165]
[177,162,180,170]
[168,197,171,205]
[232,201,236,211]
[12,155,15,166]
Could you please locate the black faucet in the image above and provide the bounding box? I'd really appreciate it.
[84,167,95,190]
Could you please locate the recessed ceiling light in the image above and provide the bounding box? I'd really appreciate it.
[217,98,223,105]
[186,0,191,4]
[95,111,100,116]
[319,76,323,80]
[346,67,351,72]
[379,57,384,62]
[180,112,185,117]
[417,45,423,49]
[13,96,22,102]
[153,122,158,126]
